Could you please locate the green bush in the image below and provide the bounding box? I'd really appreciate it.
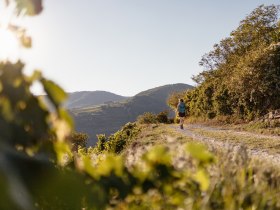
[137,112,158,124]
[138,111,172,124]
[156,111,169,123]
[94,122,141,154]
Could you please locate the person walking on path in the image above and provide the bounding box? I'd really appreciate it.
[177,99,186,129]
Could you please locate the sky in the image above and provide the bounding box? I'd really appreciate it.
[1,0,280,96]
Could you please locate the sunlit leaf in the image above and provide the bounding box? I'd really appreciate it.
[27,70,42,83]
[54,141,73,166]
[41,78,67,109]
[194,169,210,191]
[186,143,214,164]
[14,0,43,16]
[82,156,95,177]
[143,145,171,165]
[0,97,13,121]
[95,154,124,178]
[20,34,32,48]
[53,119,72,142]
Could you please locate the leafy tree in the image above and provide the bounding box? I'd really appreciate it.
[184,5,280,120]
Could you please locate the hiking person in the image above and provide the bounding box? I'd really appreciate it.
[177,99,186,129]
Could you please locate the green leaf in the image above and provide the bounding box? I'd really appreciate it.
[186,143,214,164]
[54,141,73,166]
[95,154,124,177]
[84,154,124,179]
[0,97,13,121]
[41,78,67,109]
[27,70,42,83]
[194,169,210,191]
[143,145,171,165]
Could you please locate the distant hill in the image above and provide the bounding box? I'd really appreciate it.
[70,83,193,145]
[65,91,128,109]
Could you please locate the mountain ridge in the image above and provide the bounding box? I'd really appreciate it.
[70,83,193,145]
[65,90,129,109]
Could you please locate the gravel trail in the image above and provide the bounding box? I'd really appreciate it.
[171,124,280,167]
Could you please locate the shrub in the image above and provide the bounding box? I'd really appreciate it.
[137,112,157,124]
[95,122,141,154]
[156,111,169,123]
[138,111,172,124]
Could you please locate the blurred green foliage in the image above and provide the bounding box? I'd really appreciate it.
[0,60,78,209]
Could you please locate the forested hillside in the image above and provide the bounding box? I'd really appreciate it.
[168,5,280,121]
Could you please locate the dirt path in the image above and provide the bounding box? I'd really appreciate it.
[171,124,280,167]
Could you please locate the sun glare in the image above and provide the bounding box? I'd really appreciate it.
[0,27,19,61]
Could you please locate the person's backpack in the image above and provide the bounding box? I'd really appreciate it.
[178,103,186,113]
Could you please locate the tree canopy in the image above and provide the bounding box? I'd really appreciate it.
[184,5,280,120]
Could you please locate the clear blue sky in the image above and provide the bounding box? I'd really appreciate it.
[19,0,279,96]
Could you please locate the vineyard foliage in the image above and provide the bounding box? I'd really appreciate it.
[1,1,280,210]
[169,5,280,121]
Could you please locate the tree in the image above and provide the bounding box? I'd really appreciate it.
[185,5,280,120]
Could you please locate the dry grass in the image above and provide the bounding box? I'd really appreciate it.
[190,127,280,156]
